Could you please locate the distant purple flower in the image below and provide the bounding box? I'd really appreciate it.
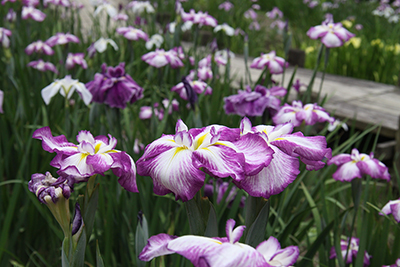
[142,48,184,68]
[182,9,218,27]
[270,20,287,30]
[139,103,164,120]
[308,0,319,8]
[28,172,74,204]
[171,79,212,101]
[133,138,144,154]
[329,237,371,266]
[6,8,16,22]
[1,0,16,5]
[139,219,300,266]
[22,0,39,6]
[266,7,283,19]
[33,127,138,192]
[273,100,333,127]
[86,62,143,109]
[25,40,54,55]
[0,27,12,48]
[22,6,46,22]
[66,53,88,69]
[0,90,4,113]
[292,79,307,92]
[44,0,71,7]
[383,258,400,267]
[28,60,58,74]
[252,4,260,10]
[249,21,261,31]
[250,51,287,74]
[113,13,129,21]
[355,24,363,30]
[224,85,286,117]
[116,26,148,41]
[197,66,213,81]
[204,179,246,208]
[244,8,257,20]
[380,198,400,222]
[327,148,391,182]
[218,1,233,11]
[307,17,355,48]
[46,32,80,47]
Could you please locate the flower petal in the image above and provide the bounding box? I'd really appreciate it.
[110,152,138,193]
[139,233,176,261]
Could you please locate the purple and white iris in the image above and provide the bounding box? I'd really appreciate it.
[236,118,331,198]
[139,219,299,267]
[171,79,212,101]
[383,258,400,267]
[46,32,80,47]
[25,40,54,55]
[142,48,184,68]
[116,26,149,41]
[136,120,272,201]
[327,148,390,182]
[272,100,333,127]
[28,60,58,74]
[33,127,138,192]
[250,51,287,74]
[307,18,355,48]
[0,27,12,48]
[182,9,218,27]
[329,237,371,266]
[66,53,88,70]
[21,6,46,22]
[86,62,143,109]
[224,85,286,117]
[380,198,400,222]
[218,1,233,11]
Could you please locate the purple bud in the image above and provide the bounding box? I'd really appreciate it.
[182,76,197,110]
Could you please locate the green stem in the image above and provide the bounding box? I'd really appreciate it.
[316,47,330,103]
[303,44,324,103]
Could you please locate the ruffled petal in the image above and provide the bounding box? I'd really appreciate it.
[86,153,114,173]
[33,126,77,154]
[256,236,280,261]
[110,152,138,192]
[139,233,176,261]
[332,161,361,182]
[136,136,205,201]
[235,146,300,198]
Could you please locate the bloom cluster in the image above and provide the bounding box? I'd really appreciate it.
[136,118,331,201]
[139,219,300,267]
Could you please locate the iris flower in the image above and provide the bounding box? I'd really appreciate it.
[272,100,333,127]
[139,219,299,267]
[329,237,371,266]
[0,90,4,113]
[142,48,184,68]
[182,9,218,27]
[0,27,12,48]
[327,148,390,182]
[41,75,92,105]
[136,120,272,201]
[21,6,46,22]
[214,23,235,36]
[250,51,287,74]
[383,258,400,267]
[28,59,58,74]
[307,18,355,48]
[380,198,400,222]
[25,40,54,55]
[46,32,80,47]
[116,26,148,41]
[66,53,88,70]
[236,118,331,198]
[218,1,233,11]
[33,127,138,192]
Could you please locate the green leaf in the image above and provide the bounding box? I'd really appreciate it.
[245,197,270,248]
[96,240,105,267]
[204,202,218,238]
[135,213,149,267]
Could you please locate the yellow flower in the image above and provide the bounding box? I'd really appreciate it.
[394,44,400,55]
[341,20,353,29]
[305,46,315,54]
[371,39,384,48]
[345,37,361,49]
